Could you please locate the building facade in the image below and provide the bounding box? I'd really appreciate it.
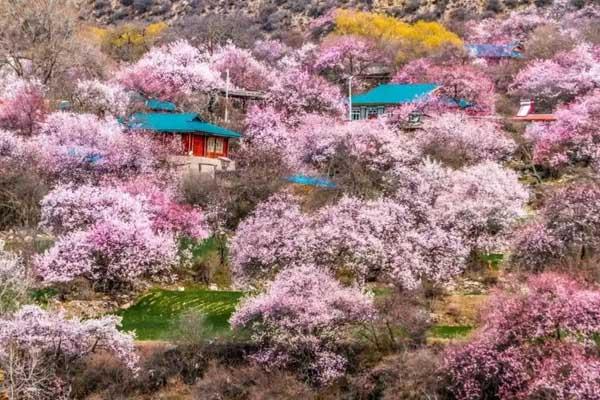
[127,101,242,174]
[350,83,439,120]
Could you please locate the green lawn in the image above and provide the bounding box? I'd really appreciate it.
[186,235,223,259]
[117,288,244,341]
[428,325,473,339]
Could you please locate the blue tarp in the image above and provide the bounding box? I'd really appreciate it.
[287,175,337,188]
[67,148,103,164]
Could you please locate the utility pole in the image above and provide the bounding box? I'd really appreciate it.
[225,69,230,123]
[348,75,353,121]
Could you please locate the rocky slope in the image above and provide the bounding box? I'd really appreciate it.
[80,0,591,30]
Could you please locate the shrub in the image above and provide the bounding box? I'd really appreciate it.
[349,349,443,400]
[181,147,291,230]
[524,24,576,60]
[0,165,48,230]
[194,362,315,400]
[0,241,31,316]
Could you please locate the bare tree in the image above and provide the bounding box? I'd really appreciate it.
[3,345,66,400]
[168,12,262,53]
[0,0,77,84]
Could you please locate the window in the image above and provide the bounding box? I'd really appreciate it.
[352,108,362,120]
[206,137,225,156]
[408,112,422,124]
[367,107,379,119]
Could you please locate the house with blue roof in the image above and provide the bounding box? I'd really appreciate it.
[466,43,524,60]
[127,100,242,172]
[350,83,438,120]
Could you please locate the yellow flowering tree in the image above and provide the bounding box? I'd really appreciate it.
[85,22,168,61]
[333,10,462,62]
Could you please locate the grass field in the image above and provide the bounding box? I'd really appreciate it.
[428,325,473,339]
[117,287,244,341]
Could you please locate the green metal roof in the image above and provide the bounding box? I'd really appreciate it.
[352,83,438,106]
[128,113,242,139]
[145,99,177,112]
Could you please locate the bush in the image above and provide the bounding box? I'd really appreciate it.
[72,344,209,397]
[194,363,315,400]
[0,166,48,230]
[367,288,432,353]
[349,349,443,400]
[180,148,290,230]
[71,353,136,400]
[524,24,576,60]
[0,242,30,316]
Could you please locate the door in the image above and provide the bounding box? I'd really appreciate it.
[192,136,205,157]
[181,134,193,155]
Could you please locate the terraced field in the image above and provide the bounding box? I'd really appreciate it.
[118,288,245,341]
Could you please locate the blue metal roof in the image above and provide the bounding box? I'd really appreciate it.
[466,44,523,59]
[287,174,337,188]
[440,96,474,110]
[351,83,438,106]
[145,99,177,112]
[128,113,242,138]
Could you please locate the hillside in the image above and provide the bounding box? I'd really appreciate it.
[3,0,600,398]
[80,0,590,30]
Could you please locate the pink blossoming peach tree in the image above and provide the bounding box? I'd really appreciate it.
[36,181,209,292]
[210,43,273,92]
[230,264,375,385]
[444,273,600,400]
[511,182,600,272]
[231,157,527,289]
[524,90,600,172]
[392,60,496,115]
[0,305,138,398]
[0,75,47,135]
[417,113,516,168]
[36,112,171,182]
[118,40,223,100]
[511,44,600,108]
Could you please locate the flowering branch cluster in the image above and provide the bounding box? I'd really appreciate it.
[36,181,208,291]
[230,265,375,384]
[444,273,600,400]
[231,161,527,289]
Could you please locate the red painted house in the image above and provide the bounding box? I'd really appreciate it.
[127,100,242,173]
